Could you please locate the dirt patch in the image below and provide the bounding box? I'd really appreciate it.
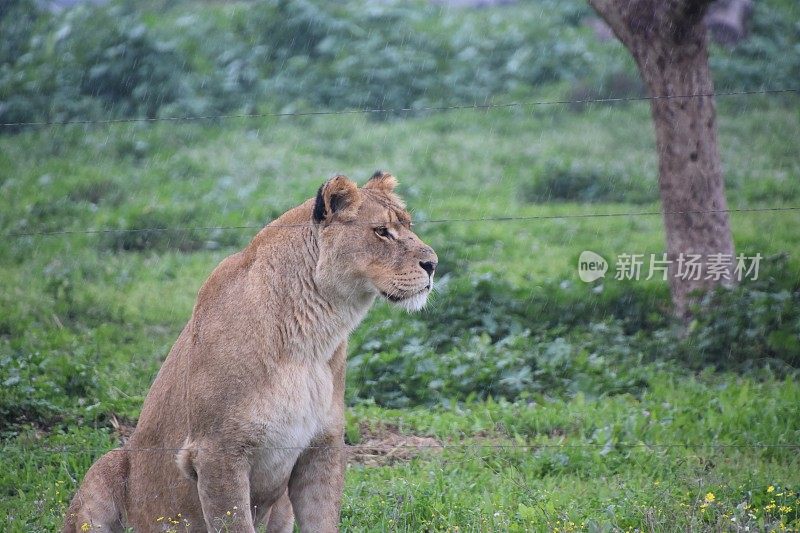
[348,423,443,467]
[111,416,443,467]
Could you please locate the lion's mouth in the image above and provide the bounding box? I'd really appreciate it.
[379,285,432,312]
[381,291,405,302]
[380,286,429,303]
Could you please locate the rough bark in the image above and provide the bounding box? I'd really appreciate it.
[588,0,735,318]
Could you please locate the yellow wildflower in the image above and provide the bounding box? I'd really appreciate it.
[768,485,775,493]
[704,492,716,503]
[80,523,90,533]
[779,505,792,514]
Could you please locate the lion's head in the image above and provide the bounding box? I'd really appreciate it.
[312,171,437,312]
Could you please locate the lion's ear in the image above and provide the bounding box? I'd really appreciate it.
[364,170,397,192]
[313,175,362,223]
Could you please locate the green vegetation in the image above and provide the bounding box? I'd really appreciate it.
[4,376,800,531]
[2,98,799,531]
[1,0,799,531]
[2,0,799,126]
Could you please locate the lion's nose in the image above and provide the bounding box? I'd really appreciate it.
[419,260,437,276]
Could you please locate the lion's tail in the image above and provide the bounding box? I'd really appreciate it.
[62,449,129,533]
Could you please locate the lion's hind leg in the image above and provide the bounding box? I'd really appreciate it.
[63,449,128,533]
[263,490,294,533]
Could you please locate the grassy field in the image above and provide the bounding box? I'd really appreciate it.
[1,95,800,531]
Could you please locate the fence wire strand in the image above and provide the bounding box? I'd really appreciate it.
[6,442,798,455]
[1,88,796,128]
[6,205,800,239]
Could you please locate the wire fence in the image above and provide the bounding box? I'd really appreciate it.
[4,87,798,243]
[6,206,800,239]
[1,87,796,129]
[8,442,798,455]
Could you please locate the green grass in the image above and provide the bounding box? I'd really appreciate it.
[341,375,800,532]
[3,376,799,531]
[1,94,799,530]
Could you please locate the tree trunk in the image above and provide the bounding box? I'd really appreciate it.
[588,0,735,318]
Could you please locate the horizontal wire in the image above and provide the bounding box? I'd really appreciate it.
[6,442,798,455]
[6,205,800,238]
[1,88,796,128]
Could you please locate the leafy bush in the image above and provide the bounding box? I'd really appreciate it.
[62,6,186,118]
[230,0,602,112]
[679,261,800,370]
[99,206,243,252]
[0,0,53,129]
[348,322,652,408]
[519,159,656,204]
[348,266,798,408]
[711,1,800,91]
[347,273,663,407]
[67,179,123,207]
[0,1,195,127]
[2,0,798,130]
[0,0,608,128]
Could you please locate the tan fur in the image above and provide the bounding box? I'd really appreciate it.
[63,173,437,532]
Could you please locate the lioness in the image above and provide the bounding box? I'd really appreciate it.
[63,172,437,532]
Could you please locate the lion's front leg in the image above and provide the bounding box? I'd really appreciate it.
[195,450,256,533]
[288,431,346,533]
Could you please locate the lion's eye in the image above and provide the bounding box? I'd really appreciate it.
[374,226,391,239]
